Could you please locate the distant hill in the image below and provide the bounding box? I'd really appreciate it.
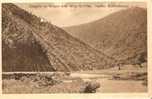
[2,3,116,72]
[64,7,147,65]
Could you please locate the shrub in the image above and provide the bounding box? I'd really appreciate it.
[79,81,100,93]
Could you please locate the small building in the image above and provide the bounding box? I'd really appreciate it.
[40,17,47,23]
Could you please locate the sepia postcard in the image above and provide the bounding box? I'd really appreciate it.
[0,0,152,99]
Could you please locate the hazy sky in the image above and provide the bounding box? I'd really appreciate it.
[16,2,146,27]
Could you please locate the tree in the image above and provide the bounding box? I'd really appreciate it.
[136,53,146,68]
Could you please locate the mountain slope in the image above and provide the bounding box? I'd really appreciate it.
[64,7,147,65]
[2,3,116,72]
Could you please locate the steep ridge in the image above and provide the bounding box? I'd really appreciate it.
[64,7,147,65]
[2,4,54,72]
[2,3,116,72]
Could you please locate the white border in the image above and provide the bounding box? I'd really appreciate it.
[0,0,151,98]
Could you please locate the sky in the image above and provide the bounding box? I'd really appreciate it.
[16,2,146,27]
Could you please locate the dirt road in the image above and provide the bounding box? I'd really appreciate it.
[70,72,147,93]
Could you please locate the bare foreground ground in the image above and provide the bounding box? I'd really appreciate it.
[2,65,147,94]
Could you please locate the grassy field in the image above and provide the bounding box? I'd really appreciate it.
[2,72,83,93]
[3,72,101,94]
[2,66,147,94]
